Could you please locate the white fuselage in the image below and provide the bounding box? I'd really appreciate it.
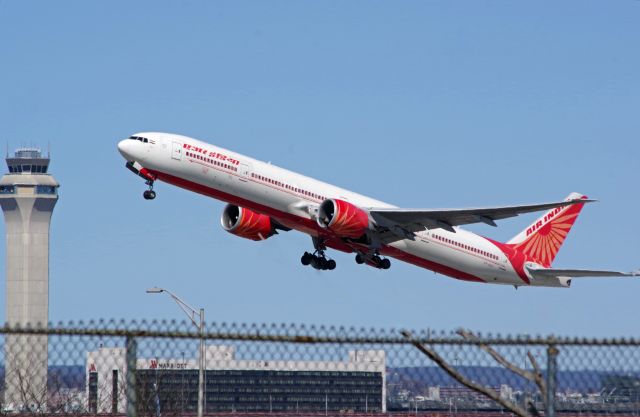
[119,132,529,286]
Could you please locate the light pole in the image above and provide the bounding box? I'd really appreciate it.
[147,287,205,417]
[181,351,185,414]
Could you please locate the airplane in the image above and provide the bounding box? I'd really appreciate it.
[117,132,637,288]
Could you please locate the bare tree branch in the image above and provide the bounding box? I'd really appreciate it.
[527,351,547,401]
[457,329,534,380]
[401,330,531,417]
[457,329,548,401]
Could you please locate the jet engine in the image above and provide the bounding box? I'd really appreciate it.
[221,204,274,241]
[317,199,369,238]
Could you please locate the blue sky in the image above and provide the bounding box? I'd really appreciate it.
[0,1,638,337]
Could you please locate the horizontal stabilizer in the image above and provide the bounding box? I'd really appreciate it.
[527,266,639,279]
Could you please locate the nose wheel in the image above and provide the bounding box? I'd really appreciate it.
[143,190,156,200]
[143,180,156,200]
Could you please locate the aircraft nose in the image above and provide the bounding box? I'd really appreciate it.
[117,139,133,160]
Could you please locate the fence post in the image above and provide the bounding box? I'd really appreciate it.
[126,336,138,417]
[546,345,559,417]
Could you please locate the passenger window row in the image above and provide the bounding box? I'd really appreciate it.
[433,234,499,260]
[250,173,326,201]
[186,151,238,172]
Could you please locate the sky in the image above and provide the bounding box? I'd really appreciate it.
[0,1,638,338]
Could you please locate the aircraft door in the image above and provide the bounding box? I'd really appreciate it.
[238,163,252,182]
[171,142,182,160]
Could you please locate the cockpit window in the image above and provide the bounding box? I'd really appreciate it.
[128,136,149,143]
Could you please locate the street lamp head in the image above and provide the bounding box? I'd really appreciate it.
[146,287,164,294]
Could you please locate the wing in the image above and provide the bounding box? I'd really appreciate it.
[527,267,639,279]
[370,198,594,233]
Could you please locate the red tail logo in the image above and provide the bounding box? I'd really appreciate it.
[508,199,586,267]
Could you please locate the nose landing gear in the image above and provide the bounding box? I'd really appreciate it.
[143,180,156,200]
[125,161,157,200]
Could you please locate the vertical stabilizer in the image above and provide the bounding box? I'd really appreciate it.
[506,192,588,267]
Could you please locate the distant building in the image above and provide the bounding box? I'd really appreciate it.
[86,345,386,414]
[602,375,640,403]
[440,385,489,402]
[0,148,59,411]
[427,386,441,401]
[499,384,514,401]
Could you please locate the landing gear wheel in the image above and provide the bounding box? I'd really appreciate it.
[355,252,391,269]
[143,179,156,200]
[302,238,337,271]
[143,190,156,200]
[380,258,391,270]
[301,252,312,266]
[319,258,329,270]
[302,249,336,271]
[310,256,323,270]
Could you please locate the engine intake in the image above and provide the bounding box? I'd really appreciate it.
[221,204,274,241]
[317,199,369,238]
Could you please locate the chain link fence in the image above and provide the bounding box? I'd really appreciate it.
[0,321,639,417]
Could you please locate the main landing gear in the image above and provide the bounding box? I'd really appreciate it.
[301,238,336,271]
[355,253,391,270]
[301,251,336,270]
[142,180,156,200]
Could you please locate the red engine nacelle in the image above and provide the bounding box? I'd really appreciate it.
[317,199,369,238]
[221,204,274,241]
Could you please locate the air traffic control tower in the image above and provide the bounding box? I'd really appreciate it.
[0,148,59,410]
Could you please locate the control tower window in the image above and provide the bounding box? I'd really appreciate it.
[36,185,57,195]
[0,185,15,194]
[6,165,50,173]
[5,148,50,175]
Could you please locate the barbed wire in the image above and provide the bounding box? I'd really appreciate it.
[0,321,639,346]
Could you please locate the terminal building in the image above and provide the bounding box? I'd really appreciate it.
[87,345,386,414]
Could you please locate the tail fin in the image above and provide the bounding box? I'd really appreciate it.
[506,192,589,267]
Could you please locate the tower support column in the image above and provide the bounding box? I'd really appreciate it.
[0,148,58,412]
